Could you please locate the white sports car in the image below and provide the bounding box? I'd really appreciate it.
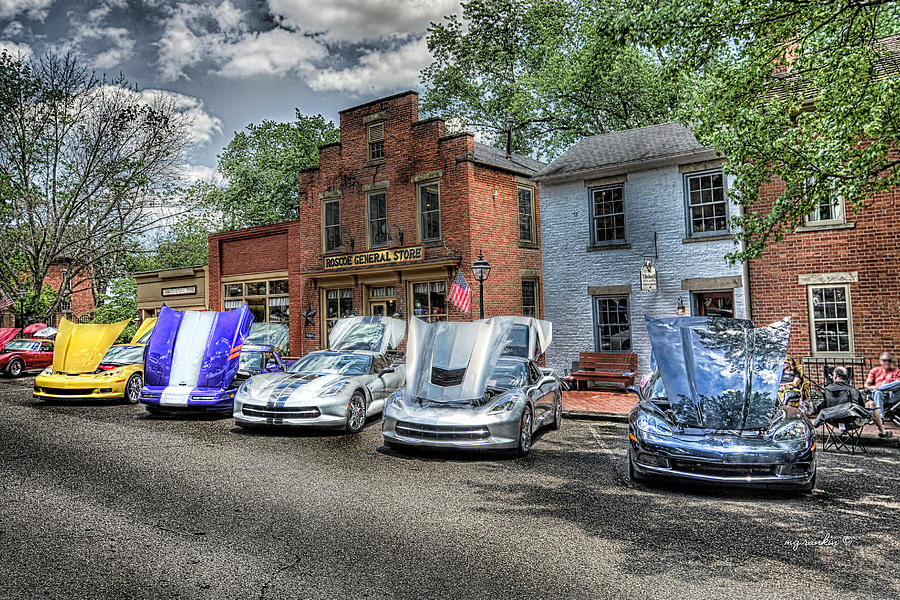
[233,316,406,432]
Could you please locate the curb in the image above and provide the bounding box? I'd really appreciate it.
[562,410,629,423]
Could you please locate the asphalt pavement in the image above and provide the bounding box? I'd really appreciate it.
[1,375,898,600]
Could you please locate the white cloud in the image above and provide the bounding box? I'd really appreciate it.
[267,0,460,43]
[157,1,326,80]
[0,0,53,21]
[307,37,430,94]
[139,89,223,146]
[55,1,135,69]
[0,39,32,59]
[178,163,223,185]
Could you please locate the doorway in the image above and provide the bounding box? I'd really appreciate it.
[366,285,396,318]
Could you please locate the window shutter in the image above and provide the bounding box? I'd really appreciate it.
[368,122,384,142]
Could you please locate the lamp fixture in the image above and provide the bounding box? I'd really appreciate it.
[676,296,686,316]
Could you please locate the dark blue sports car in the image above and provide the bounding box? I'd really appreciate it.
[628,316,816,492]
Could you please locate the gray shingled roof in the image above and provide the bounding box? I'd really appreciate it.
[472,141,547,177]
[534,122,711,181]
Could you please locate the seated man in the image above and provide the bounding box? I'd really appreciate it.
[866,352,900,423]
[827,366,892,438]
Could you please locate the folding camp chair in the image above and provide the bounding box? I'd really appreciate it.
[813,403,869,454]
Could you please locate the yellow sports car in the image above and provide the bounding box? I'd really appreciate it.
[33,318,155,403]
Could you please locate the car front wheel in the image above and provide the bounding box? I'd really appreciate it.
[7,359,24,377]
[517,405,533,457]
[550,392,562,430]
[125,374,142,404]
[345,391,367,433]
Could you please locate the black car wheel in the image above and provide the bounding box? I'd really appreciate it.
[797,472,816,494]
[345,391,367,433]
[7,359,24,378]
[125,374,142,404]
[628,456,645,483]
[550,392,562,430]
[516,405,533,457]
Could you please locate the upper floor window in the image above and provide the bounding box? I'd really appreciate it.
[805,179,844,225]
[367,121,385,162]
[418,181,441,241]
[590,185,625,245]
[518,187,535,243]
[367,192,388,248]
[323,198,341,253]
[685,171,728,235]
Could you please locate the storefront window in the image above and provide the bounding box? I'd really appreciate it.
[325,288,354,332]
[222,278,290,324]
[412,281,447,322]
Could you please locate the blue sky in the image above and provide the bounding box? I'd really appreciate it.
[0,0,462,181]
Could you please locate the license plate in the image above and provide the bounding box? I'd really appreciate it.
[160,388,191,406]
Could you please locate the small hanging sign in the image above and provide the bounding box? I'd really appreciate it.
[640,261,658,291]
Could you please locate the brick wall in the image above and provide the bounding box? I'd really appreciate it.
[748,180,900,362]
[540,165,747,376]
[45,262,95,319]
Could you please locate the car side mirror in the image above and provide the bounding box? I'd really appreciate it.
[236,369,251,379]
[378,367,395,378]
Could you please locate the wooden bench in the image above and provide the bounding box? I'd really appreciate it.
[571,352,638,390]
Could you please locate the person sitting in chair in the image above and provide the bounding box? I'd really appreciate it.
[866,352,900,425]
[779,358,803,407]
[828,366,892,438]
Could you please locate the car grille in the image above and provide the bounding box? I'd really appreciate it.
[35,387,96,396]
[670,459,776,477]
[395,421,491,441]
[430,366,466,387]
[242,404,321,419]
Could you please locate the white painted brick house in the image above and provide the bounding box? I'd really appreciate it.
[533,122,749,377]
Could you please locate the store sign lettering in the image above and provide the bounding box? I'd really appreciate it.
[162,285,197,297]
[324,245,424,270]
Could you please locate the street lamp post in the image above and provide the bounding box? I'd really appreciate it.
[470,250,492,320]
[16,287,26,332]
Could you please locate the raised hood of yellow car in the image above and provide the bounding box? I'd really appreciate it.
[52,319,130,374]
[131,317,157,344]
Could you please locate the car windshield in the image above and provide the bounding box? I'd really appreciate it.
[500,324,530,358]
[2,340,40,352]
[101,345,144,366]
[487,360,529,390]
[288,352,371,376]
[134,329,153,344]
[239,352,262,372]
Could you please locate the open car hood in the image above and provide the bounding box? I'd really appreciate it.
[0,328,19,349]
[646,316,791,430]
[52,319,129,374]
[406,316,551,403]
[144,304,254,390]
[328,316,406,354]
[131,317,157,344]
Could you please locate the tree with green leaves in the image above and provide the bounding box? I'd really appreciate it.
[209,110,339,228]
[0,51,193,321]
[608,0,900,260]
[92,277,139,343]
[421,0,682,159]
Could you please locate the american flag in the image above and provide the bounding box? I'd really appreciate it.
[448,269,471,313]
[0,291,13,311]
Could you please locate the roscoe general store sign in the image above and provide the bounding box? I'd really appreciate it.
[323,245,425,270]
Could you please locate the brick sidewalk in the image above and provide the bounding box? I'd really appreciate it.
[562,390,634,419]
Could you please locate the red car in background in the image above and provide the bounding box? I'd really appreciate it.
[0,339,54,377]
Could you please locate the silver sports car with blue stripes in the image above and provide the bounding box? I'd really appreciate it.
[233,316,406,432]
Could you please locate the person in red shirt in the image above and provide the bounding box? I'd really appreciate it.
[865,352,900,434]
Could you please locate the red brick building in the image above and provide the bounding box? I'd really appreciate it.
[1,260,96,328]
[205,91,545,356]
[748,180,900,375]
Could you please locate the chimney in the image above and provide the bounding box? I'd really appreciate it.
[505,116,514,160]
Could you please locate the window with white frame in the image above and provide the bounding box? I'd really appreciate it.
[805,178,844,224]
[367,121,385,162]
[323,198,341,252]
[593,296,631,351]
[367,191,388,248]
[590,185,626,245]
[685,171,728,235]
[808,285,852,354]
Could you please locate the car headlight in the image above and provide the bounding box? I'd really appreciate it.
[103,369,122,377]
[386,390,404,409]
[236,380,251,398]
[320,381,351,397]
[771,420,808,442]
[488,396,517,414]
[42,367,53,375]
[635,412,673,437]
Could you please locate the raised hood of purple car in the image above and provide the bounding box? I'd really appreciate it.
[646,316,791,430]
[143,304,254,391]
